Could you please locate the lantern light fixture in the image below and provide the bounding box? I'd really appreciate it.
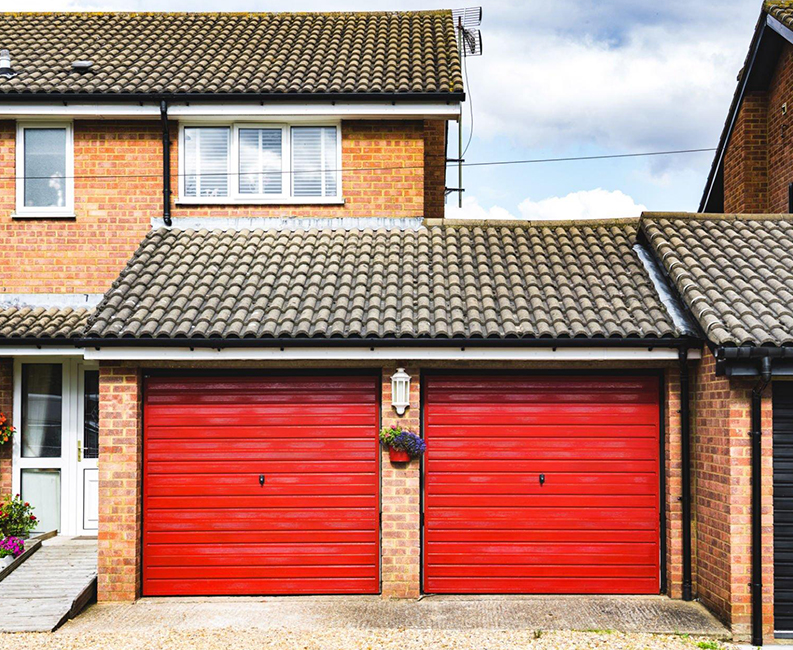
[390,368,411,416]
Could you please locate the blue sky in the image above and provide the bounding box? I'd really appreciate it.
[15,0,763,219]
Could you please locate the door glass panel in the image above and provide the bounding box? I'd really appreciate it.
[84,370,99,459]
[21,469,60,533]
[21,364,62,458]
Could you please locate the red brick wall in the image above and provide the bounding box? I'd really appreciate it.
[380,366,421,598]
[423,120,446,220]
[97,362,142,602]
[692,348,774,642]
[723,92,768,214]
[722,41,793,213]
[0,118,447,294]
[0,358,11,498]
[666,366,684,598]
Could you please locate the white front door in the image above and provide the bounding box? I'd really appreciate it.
[12,359,99,537]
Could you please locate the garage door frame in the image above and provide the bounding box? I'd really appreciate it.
[420,369,667,596]
[141,368,382,597]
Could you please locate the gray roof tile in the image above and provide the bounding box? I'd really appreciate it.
[642,214,793,347]
[0,11,462,97]
[0,307,90,340]
[86,223,680,341]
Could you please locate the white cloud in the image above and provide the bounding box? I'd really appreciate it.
[446,188,646,221]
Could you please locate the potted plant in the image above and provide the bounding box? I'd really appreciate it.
[379,426,427,463]
[0,495,37,539]
[0,536,24,569]
[0,411,14,446]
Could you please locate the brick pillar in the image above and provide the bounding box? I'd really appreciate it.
[380,366,421,599]
[761,389,774,642]
[0,358,12,498]
[665,366,684,598]
[97,362,142,602]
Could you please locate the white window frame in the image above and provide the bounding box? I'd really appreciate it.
[177,120,343,205]
[14,121,75,218]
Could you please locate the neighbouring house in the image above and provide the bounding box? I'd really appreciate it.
[0,4,791,648]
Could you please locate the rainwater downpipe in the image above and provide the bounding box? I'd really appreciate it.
[679,346,693,601]
[160,100,172,227]
[752,355,772,647]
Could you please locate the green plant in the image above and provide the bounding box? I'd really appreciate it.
[379,426,402,447]
[0,495,37,538]
[696,641,722,650]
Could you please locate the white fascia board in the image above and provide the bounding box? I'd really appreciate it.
[83,346,702,362]
[1,347,83,357]
[0,104,161,119]
[0,101,459,120]
[167,101,461,120]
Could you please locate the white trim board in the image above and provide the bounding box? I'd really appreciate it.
[83,346,702,362]
[0,101,460,120]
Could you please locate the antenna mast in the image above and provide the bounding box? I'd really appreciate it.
[448,7,482,208]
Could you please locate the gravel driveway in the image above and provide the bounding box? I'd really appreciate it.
[0,629,734,650]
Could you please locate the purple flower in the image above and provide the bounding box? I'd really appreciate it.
[0,536,24,558]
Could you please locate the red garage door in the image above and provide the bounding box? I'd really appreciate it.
[424,375,660,595]
[143,375,380,596]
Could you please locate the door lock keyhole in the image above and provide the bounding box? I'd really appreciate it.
[539,473,545,486]
[259,474,265,487]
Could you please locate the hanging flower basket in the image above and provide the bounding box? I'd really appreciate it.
[388,447,411,463]
[379,426,426,464]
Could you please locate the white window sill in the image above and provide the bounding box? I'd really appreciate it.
[11,212,76,219]
[175,196,346,206]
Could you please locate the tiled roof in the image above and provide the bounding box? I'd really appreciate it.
[642,214,793,347]
[766,1,793,30]
[0,12,462,97]
[0,307,90,340]
[85,222,680,341]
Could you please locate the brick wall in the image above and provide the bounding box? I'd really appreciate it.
[723,41,793,213]
[692,348,774,642]
[97,362,142,602]
[665,366,684,598]
[0,118,447,294]
[423,120,447,220]
[0,358,11,498]
[380,366,421,598]
[723,92,768,214]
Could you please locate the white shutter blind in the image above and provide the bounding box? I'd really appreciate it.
[184,127,229,198]
[238,128,282,195]
[292,126,338,197]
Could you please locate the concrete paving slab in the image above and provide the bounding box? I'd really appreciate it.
[60,594,729,638]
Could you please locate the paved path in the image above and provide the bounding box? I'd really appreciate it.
[0,537,97,632]
[61,594,728,637]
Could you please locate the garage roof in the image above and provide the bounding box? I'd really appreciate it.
[641,213,793,347]
[85,221,682,342]
[0,306,91,340]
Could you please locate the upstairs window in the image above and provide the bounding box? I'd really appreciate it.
[179,122,341,204]
[15,123,74,217]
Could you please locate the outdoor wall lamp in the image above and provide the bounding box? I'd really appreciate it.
[390,368,411,416]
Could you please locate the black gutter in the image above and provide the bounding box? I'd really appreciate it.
[679,346,693,601]
[751,356,772,647]
[160,100,172,227]
[721,346,793,361]
[0,91,466,103]
[71,336,702,350]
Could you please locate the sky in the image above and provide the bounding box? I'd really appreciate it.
[9,0,763,219]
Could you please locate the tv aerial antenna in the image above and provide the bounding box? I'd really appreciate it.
[448,8,482,208]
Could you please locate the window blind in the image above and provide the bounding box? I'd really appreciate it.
[238,128,283,195]
[292,126,338,197]
[184,127,230,198]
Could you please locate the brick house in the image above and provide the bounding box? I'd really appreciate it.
[3,6,793,647]
[0,9,708,609]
